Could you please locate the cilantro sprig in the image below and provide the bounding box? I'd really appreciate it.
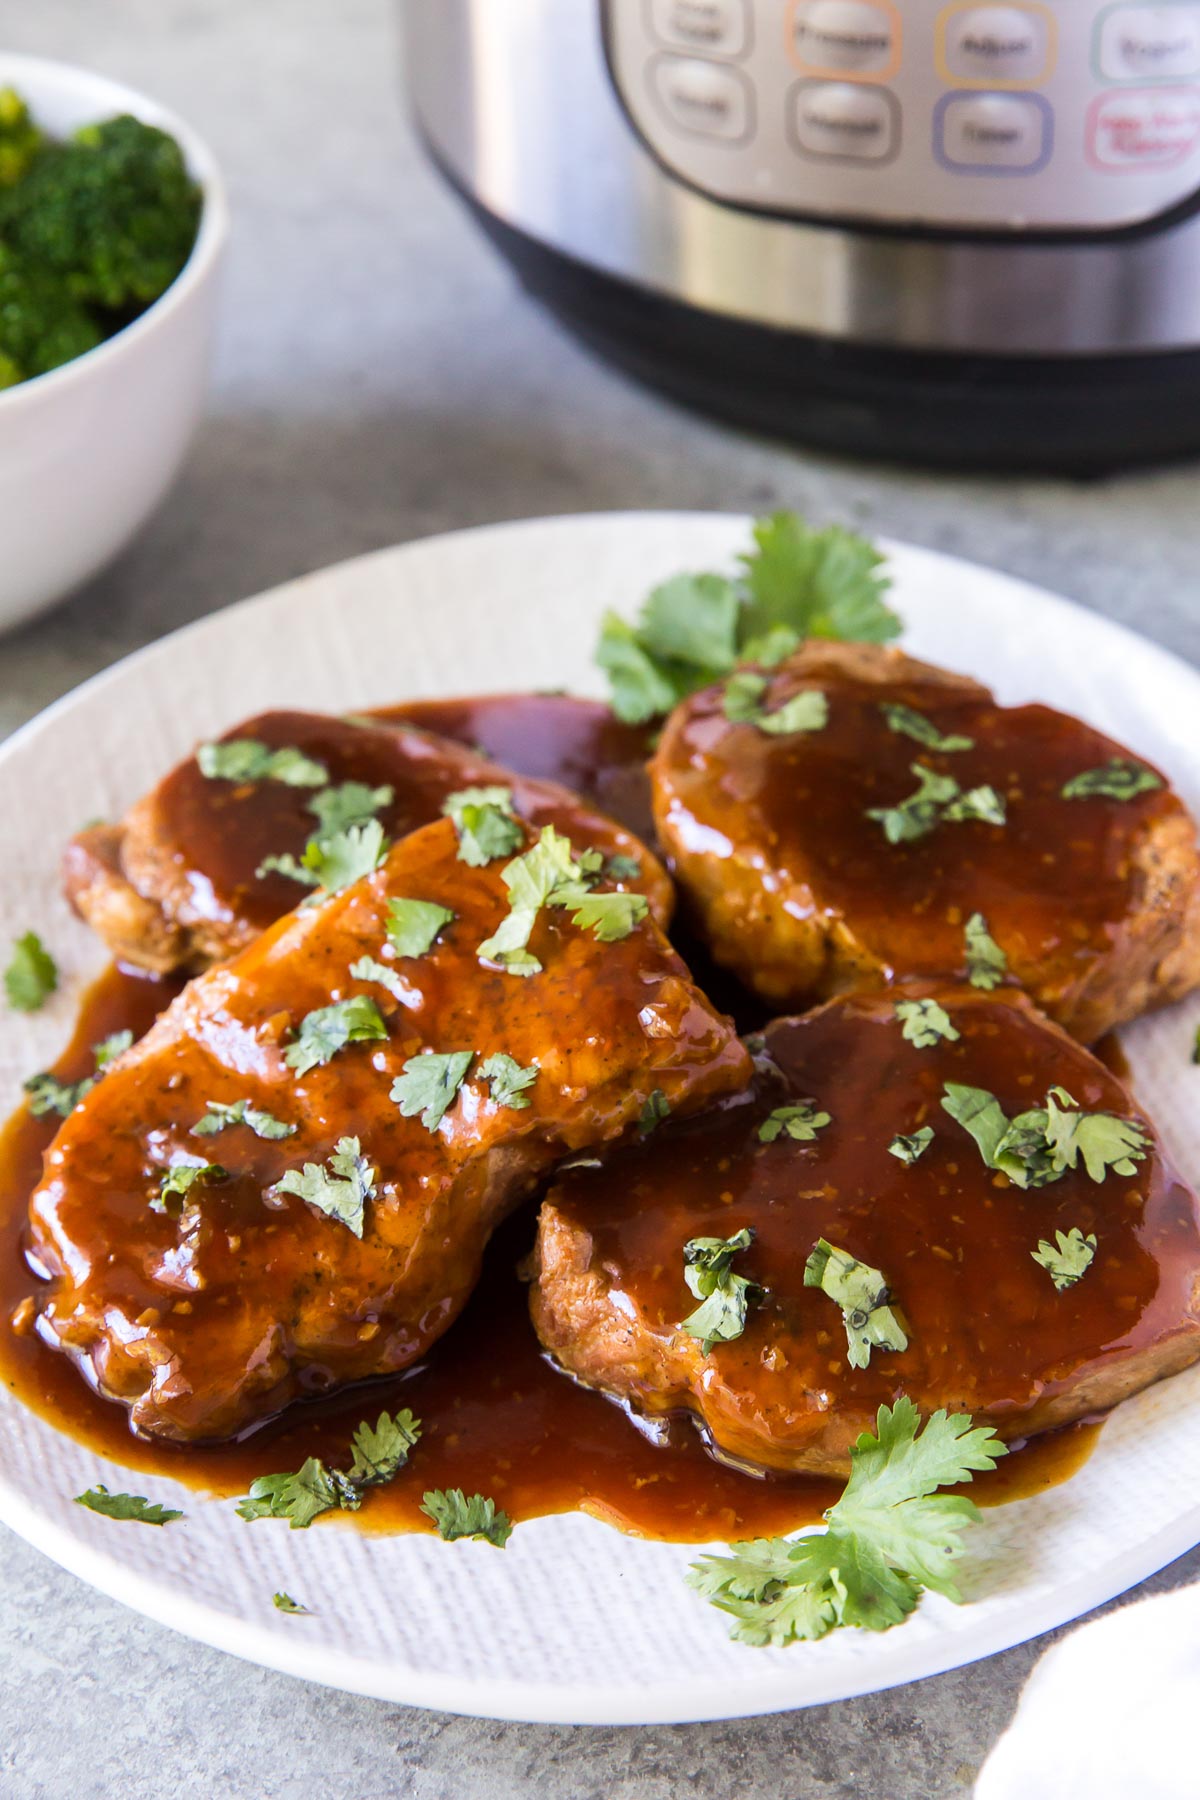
[274,1136,376,1237]
[866,764,1005,846]
[442,787,523,867]
[1062,760,1163,802]
[197,740,328,787]
[804,1240,908,1370]
[284,994,388,1075]
[259,819,389,895]
[421,1488,512,1548]
[895,998,960,1049]
[942,1082,1149,1189]
[391,1050,474,1131]
[758,1101,830,1144]
[194,1098,295,1140]
[477,825,649,977]
[238,1410,420,1529]
[76,1486,182,1525]
[4,931,57,1012]
[24,1026,134,1119]
[681,1228,764,1354]
[964,913,1007,990]
[722,672,829,737]
[1032,1227,1097,1291]
[688,1398,1004,1647]
[595,512,899,724]
[880,703,973,754]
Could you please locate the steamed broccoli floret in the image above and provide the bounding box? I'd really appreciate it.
[0,241,103,381]
[0,112,202,310]
[0,87,44,188]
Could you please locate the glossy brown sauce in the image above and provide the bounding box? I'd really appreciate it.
[0,696,1108,1538]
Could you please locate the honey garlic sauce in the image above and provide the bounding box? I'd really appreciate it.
[543,988,1200,1471]
[0,965,1096,1537]
[658,663,1180,1007]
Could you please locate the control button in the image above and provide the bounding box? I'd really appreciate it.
[791,2,900,79]
[1097,6,1200,81]
[789,81,899,161]
[647,0,750,59]
[941,6,1050,84]
[649,55,752,140]
[936,92,1051,169]
[1088,87,1200,165]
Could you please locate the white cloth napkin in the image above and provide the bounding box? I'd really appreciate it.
[975,1580,1200,1800]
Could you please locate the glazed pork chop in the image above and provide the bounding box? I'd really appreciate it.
[30,814,749,1443]
[531,986,1200,1477]
[651,642,1200,1041]
[64,709,670,975]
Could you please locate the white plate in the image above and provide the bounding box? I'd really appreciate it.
[2,512,1200,1726]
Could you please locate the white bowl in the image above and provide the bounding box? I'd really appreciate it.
[0,54,228,634]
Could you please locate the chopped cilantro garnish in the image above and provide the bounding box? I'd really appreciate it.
[477,1053,538,1109]
[386,896,455,958]
[941,1082,1149,1188]
[595,513,898,722]
[284,994,388,1075]
[237,1410,420,1528]
[420,1488,512,1548]
[257,819,389,894]
[272,1591,310,1615]
[306,781,393,837]
[964,913,1007,990]
[1032,1227,1097,1291]
[1062,760,1164,802]
[197,740,328,787]
[23,1071,90,1118]
[605,853,642,882]
[804,1239,908,1370]
[349,954,407,1001]
[476,825,578,975]
[758,1101,831,1143]
[4,931,57,1012]
[150,1161,226,1215]
[274,1136,375,1237]
[639,1089,670,1135]
[75,1486,182,1526]
[687,1397,1004,1646]
[194,1098,295,1140]
[895,998,960,1049]
[879,703,973,754]
[442,787,523,867]
[92,1029,133,1070]
[550,886,650,943]
[889,1127,934,1165]
[723,671,829,737]
[390,1050,474,1131]
[867,764,1005,845]
[681,1228,763,1355]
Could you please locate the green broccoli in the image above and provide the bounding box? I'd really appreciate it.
[0,87,44,188]
[0,241,103,381]
[0,112,202,311]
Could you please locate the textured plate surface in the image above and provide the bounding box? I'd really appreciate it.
[1,511,1199,1725]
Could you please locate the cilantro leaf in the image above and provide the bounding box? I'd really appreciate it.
[758,1101,831,1143]
[738,514,899,648]
[964,912,1007,990]
[867,765,1005,845]
[681,1228,763,1354]
[639,1089,670,1134]
[391,1050,474,1131]
[688,1398,1004,1646]
[1032,1226,1097,1291]
[307,820,390,892]
[477,1052,538,1109]
[1062,760,1164,802]
[197,740,328,787]
[346,1409,421,1484]
[549,885,650,943]
[193,1097,295,1140]
[76,1485,182,1525]
[477,824,581,975]
[284,995,387,1075]
[273,1591,310,1614]
[150,1161,226,1215]
[23,1070,90,1118]
[442,787,523,867]
[595,513,897,722]
[804,1239,908,1370]
[255,852,319,888]
[92,1029,133,1070]
[4,931,57,1012]
[421,1488,513,1548]
[274,1135,375,1237]
[605,853,643,882]
[723,672,829,737]
[941,1082,1149,1189]
[889,1127,934,1165]
[238,1410,420,1528]
[880,703,973,754]
[306,781,394,836]
[895,998,960,1049]
[349,954,408,1001]
[386,896,455,958]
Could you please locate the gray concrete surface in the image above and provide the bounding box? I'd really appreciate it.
[1,3,1199,1795]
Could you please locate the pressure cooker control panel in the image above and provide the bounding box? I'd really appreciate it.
[604,0,1200,230]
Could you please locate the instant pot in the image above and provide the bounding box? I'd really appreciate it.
[404,1,1200,470]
